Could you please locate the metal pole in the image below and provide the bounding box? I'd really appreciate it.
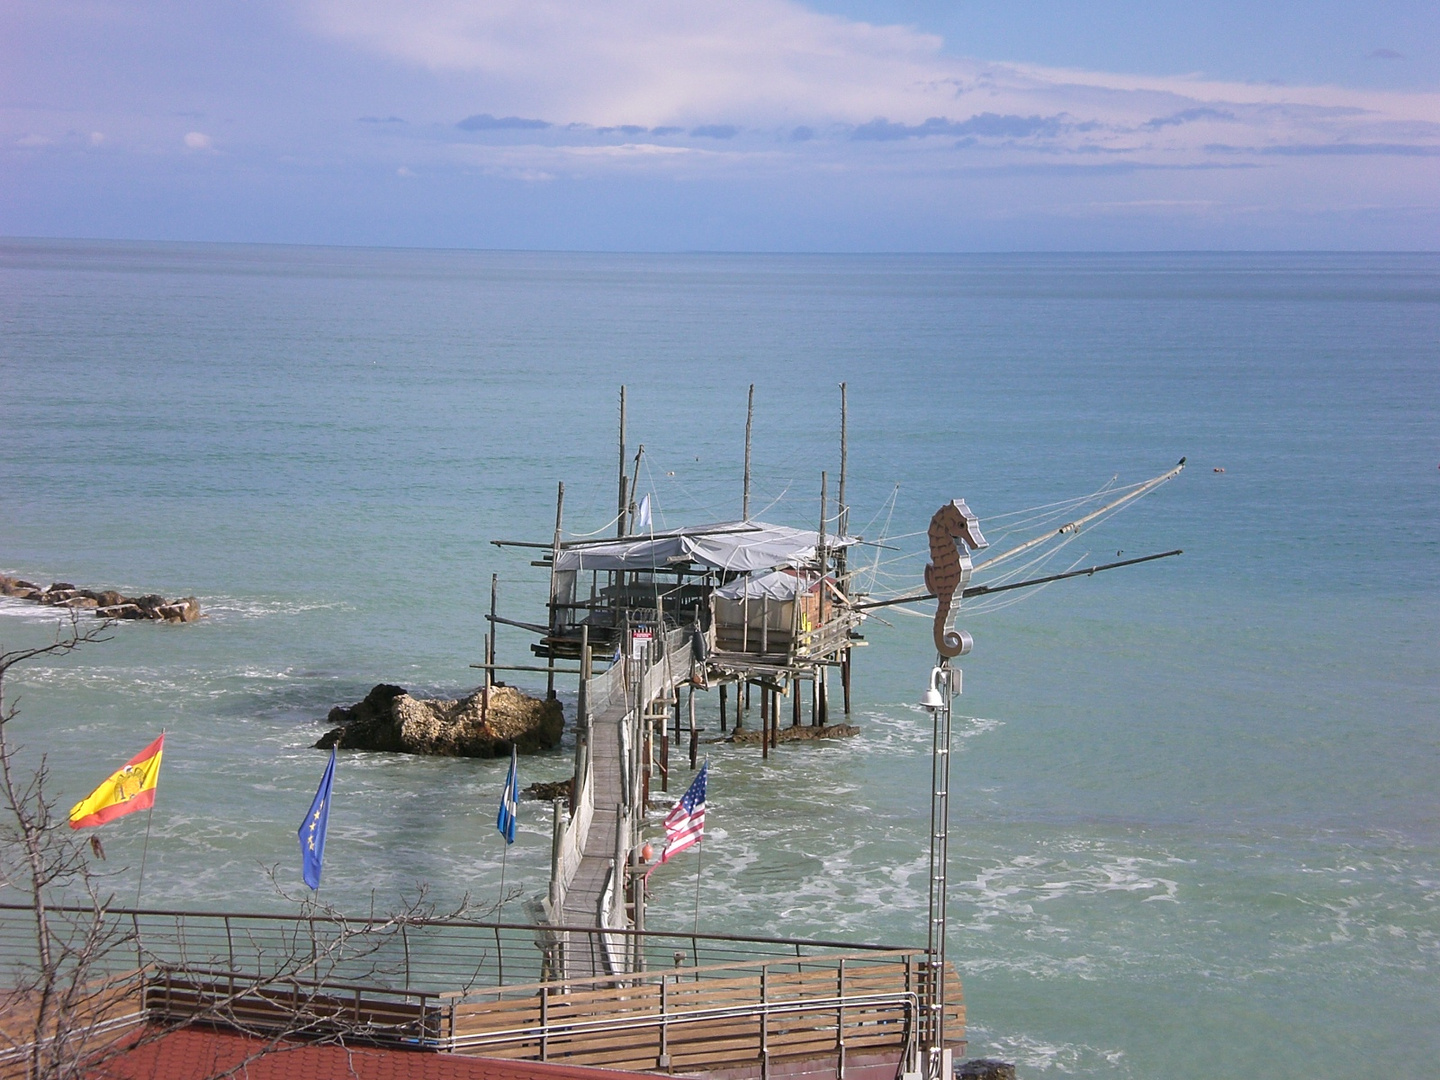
[924,661,955,1079]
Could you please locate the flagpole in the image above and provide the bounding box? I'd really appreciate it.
[134,728,163,907]
[692,837,702,936]
[135,801,154,908]
[498,842,509,912]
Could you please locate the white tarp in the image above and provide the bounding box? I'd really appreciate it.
[713,569,819,601]
[553,520,857,574]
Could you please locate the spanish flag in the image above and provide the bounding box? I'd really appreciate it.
[68,734,164,829]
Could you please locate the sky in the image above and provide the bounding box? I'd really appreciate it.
[2,0,1438,250]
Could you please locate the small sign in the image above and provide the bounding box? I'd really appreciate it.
[630,627,653,659]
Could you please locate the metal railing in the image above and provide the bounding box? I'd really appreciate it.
[0,904,907,995]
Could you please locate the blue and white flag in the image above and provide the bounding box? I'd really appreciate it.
[497,745,519,845]
[298,749,335,889]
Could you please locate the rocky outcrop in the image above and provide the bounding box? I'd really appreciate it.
[315,683,564,757]
[0,575,200,623]
[957,1061,1016,1080]
[730,723,859,746]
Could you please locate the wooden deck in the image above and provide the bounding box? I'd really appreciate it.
[446,953,963,1076]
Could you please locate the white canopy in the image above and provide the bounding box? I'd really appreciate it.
[553,520,858,574]
[714,569,820,602]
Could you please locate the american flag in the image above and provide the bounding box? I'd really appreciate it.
[657,760,708,866]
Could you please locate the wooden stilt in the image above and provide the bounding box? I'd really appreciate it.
[792,677,802,727]
[760,686,769,759]
[842,646,852,716]
[719,683,728,732]
[688,688,698,770]
[819,666,829,727]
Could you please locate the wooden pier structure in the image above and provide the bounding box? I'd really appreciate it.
[484,386,877,964]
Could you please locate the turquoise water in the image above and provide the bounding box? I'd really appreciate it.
[1,241,1437,1077]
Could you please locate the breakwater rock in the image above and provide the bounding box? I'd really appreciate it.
[0,575,200,622]
[315,683,564,757]
[730,723,859,746]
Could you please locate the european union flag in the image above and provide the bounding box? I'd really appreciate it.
[298,749,335,889]
[497,745,518,845]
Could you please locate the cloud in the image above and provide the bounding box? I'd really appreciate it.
[1142,107,1235,130]
[183,131,212,149]
[852,114,1065,141]
[359,115,406,124]
[1369,49,1403,60]
[301,0,1440,170]
[457,113,550,131]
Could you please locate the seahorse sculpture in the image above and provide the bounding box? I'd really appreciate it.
[924,499,988,658]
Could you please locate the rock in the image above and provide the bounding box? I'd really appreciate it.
[131,594,168,618]
[731,723,859,746]
[524,778,574,802]
[156,597,201,623]
[0,574,201,622]
[315,684,565,758]
[315,684,409,751]
[956,1060,1016,1080]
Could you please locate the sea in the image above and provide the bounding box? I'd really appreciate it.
[1,240,1436,1078]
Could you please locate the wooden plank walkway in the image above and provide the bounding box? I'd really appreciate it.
[557,638,693,980]
[558,689,624,978]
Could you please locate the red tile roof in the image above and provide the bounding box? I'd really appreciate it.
[90,1027,661,1080]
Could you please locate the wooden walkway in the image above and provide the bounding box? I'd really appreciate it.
[554,631,694,980]
[558,691,623,977]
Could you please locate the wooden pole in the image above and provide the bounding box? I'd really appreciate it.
[837,381,848,588]
[742,383,754,520]
[842,647,852,716]
[549,483,564,699]
[688,686,698,769]
[760,684,768,759]
[819,666,829,727]
[792,675,802,727]
[627,445,644,534]
[811,667,819,727]
[481,633,490,727]
[769,688,778,749]
[818,471,828,630]
[617,385,628,538]
[719,683,728,732]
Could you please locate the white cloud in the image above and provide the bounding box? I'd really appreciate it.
[89,131,105,146]
[184,131,213,150]
[304,0,1440,163]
